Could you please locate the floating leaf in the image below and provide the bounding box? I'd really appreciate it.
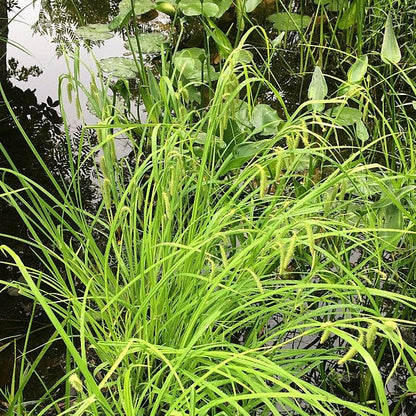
[125,33,167,54]
[268,12,311,32]
[178,0,219,17]
[99,57,138,79]
[75,24,114,41]
[251,104,282,136]
[347,55,368,84]
[109,0,155,29]
[381,14,401,64]
[245,0,262,13]
[326,106,362,125]
[308,66,328,112]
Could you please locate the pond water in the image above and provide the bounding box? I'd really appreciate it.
[0,0,130,402]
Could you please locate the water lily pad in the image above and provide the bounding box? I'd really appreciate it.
[268,12,311,32]
[99,57,138,79]
[178,0,219,17]
[109,0,155,29]
[75,24,114,41]
[125,33,168,54]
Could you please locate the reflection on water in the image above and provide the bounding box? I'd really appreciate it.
[0,0,123,400]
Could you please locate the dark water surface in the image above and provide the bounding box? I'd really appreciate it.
[0,0,126,402]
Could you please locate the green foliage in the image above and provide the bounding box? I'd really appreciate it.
[381,14,401,64]
[1,1,416,415]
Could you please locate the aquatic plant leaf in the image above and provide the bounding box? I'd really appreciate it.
[381,14,401,64]
[109,0,155,29]
[407,376,416,392]
[272,32,286,47]
[338,0,357,30]
[75,24,114,41]
[245,0,262,13]
[308,66,327,112]
[218,140,269,175]
[380,203,403,250]
[356,119,369,142]
[216,0,233,17]
[251,104,282,136]
[173,48,219,81]
[99,57,138,79]
[326,106,362,126]
[234,101,253,130]
[125,33,167,54]
[205,22,233,59]
[268,12,311,32]
[314,0,345,12]
[232,49,253,64]
[347,55,368,84]
[179,0,219,17]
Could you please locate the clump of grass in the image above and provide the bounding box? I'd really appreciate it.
[1,5,416,416]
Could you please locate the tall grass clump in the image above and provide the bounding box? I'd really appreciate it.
[1,8,416,416]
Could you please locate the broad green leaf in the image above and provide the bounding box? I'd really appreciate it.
[109,0,155,29]
[338,0,357,30]
[356,119,369,142]
[380,203,403,250]
[407,376,416,392]
[75,24,114,41]
[234,101,253,131]
[125,33,167,54]
[121,0,155,14]
[308,66,327,112]
[268,12,311,32]
[326,106,362,125]
[179,0,219,17]
[218,141,269,175]
[232,49,253,64]
[245,0,262,13]
[99,57,138,79]
[272,32,286,47]
[381,14,401,64]
[314,0,346,12]
[251,104,282,136]
[215,0,233,17]
[205,21,233,58]
[347,55,368,84]
[173,48,219,81]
